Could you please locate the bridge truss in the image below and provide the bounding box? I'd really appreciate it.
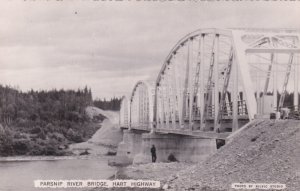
[120,28,300,133]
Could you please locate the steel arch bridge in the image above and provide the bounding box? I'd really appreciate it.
[120,28,300,135]
[120,81,155,130]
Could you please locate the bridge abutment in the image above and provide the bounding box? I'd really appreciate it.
[133,132,217,164]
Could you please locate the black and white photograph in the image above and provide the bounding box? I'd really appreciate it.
[0,1,299,191]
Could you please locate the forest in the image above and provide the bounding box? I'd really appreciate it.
[0,85,112,156]
[93,97,121,111]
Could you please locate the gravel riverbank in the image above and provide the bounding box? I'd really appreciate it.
[167,120,300,191]
[91,120,300,191]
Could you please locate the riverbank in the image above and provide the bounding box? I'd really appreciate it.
[91,162,197,191]
[0,154,116,162]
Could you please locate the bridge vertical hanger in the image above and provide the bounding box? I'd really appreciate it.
[182,39,191,129]
[160,87,164,128]
[163,74,171,129]
[129,98,132,130]
[174,52,184,128]
[152,83,158,132]
[167,65,177,128]
[160,77,166,128]
[273,54,278,111]
[140,87,143,127]
[172,53,183,128]
[188,38,194,130]
[200,34,205,131]
[232,50,238,132]
[137,89,140,127]
[191,37,202,130]
[294,37,299,111]
[159,77,165,128]
[158,87,163,128]
[213,34,220,131]
[295,54,299,111]
[139,87,142,127]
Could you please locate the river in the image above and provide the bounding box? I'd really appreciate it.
[0,157,116,191]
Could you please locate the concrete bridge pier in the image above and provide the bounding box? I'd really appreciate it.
[133,132,217,164]
[115,129,143,163]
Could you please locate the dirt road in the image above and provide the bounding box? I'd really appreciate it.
[69,106,123,156]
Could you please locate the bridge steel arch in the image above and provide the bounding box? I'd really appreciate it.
[129,81,155,130]
[153,28,300,133]
[119,96,130,128]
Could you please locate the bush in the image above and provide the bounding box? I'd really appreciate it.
[37,131,46,140]
[14,132,27,139]
[71,133,83,143]
[50,132,65,142]
[0,129,14,156]
[29,143,45,155]
[167,153,178,162]
[30,126,42,134]
[45,145,57,156]
[13,139,30,155]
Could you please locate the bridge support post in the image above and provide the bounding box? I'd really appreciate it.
[133,133,217,164]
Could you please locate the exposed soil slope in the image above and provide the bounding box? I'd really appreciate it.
[70,107,123,156]
[87,106,123,147]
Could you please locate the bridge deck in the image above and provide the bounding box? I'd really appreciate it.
[121,126,230,140]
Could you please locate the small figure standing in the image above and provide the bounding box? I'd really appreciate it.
[151,145,156,163]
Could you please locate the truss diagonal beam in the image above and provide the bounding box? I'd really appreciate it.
[232,30,257,120]
[216,47,234,129]
[279,54,294,108]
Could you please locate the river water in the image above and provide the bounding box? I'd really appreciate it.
[0,157,116,191]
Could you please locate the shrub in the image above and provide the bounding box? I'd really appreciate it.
[30,126,42,134]
[13,139,30,155]
[0,129,14,156]
[167,153,178,162]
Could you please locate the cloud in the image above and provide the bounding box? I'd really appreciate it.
[0,1,299,98]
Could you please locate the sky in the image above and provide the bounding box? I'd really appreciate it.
[0,1,299,99]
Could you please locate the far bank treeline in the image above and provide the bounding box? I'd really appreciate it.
[0,85,121,157]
